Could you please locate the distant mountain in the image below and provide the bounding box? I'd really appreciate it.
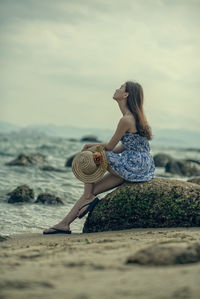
[0,122,113,141]
[21,123,114,141]
[0,122,21,133]
[152,128,200,149]
[0,121,199,148]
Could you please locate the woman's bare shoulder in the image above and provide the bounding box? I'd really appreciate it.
[122,114,136,124]
[122,114,137,132]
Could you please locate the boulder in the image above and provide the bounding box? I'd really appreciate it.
[187,177,200,185]
[83,178,200,233]
[5,153,47,166]
[182,148,200,153]
[185,159,200,165]
[34,193,64,205]
[153,153,174,167]
[65,154,76,167]
[126,242,200,266]
[165,160,200,176]
[7,185,34,203]
[80,135,101,142]
[40,165,67,172]
[0,235,10,242]
[0,151,13,157]
[68,138,78,142]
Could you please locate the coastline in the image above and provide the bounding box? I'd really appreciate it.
[1,227,200,299]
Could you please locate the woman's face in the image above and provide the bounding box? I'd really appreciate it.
[113,83,127,101]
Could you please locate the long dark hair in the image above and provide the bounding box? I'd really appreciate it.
[125,81,153,140]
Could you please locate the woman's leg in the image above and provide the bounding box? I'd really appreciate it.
[43,166,124,233]
[43,183,95,233]
[77,167,124,217]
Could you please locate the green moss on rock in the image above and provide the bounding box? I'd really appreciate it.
[83,178,200,233]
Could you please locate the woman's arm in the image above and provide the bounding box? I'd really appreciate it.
[82,143,125,153]
[103,117,130,151]
[81,117,130,152]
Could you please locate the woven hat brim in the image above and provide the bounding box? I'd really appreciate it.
[72,145,109,183]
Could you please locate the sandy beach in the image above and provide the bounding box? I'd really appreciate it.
[1,227,200,299]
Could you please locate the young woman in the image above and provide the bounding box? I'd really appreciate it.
[43,81,155,234]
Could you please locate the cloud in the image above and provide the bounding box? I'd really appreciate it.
[0,0,199,131]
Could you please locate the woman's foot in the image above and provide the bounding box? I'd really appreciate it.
[77,194,97,218]
[43,222,70,234]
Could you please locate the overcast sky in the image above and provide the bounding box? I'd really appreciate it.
[0,0,199,132]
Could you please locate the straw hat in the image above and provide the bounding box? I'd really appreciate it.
[72,145,109,183]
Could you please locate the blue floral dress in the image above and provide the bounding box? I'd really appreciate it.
[106,132,155,182]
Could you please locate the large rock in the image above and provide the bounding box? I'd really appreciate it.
[83,178,200,233]
[7,185,34,203]
[40,165,67,172]
[126,242,200,266]
[80,135,101,142]
[34,193,64,205]
[187,176,200,185]
[5,153,47,166]
[165,160,200,176]
[68,138,78,142]
[185,159,200,165]
[65,154,76,167]
[153,153,174,167]
[0,235,10,242]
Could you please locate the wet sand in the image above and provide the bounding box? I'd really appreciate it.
[1,227,200,299]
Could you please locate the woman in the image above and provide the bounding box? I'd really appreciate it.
[43,81,155,234]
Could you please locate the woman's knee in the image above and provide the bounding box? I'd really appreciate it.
[92,173,124,196]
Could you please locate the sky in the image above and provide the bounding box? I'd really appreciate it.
[0,0,200,132]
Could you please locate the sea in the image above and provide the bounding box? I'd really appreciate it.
[0,131,200,236]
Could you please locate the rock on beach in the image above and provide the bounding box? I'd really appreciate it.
[7,185,34,203]
[5,153,47,166]
[83,177,200,233]
[165,160,200,177]
[7,186,64,205]
[187,176,200,185]
[80,135,101,142]
[126,241,200,266]
[153,153,174,167]
[34,193,64,205]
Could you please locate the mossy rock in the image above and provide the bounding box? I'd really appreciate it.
[65,154,76,167]
[187,177,200,185]
[165,160,200,176]
[83,178,200,233]
[34,193,64,205]
[7,185,34,203]
[40,165,67,172]
[80,135,101,142]
[126,242,200,266]
[5,153,47,166]
[153,153,174,167]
